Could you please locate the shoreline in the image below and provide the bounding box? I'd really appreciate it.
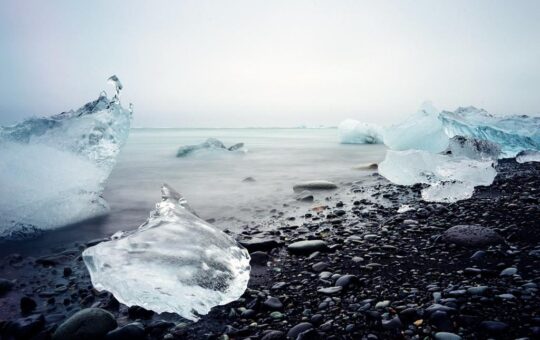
[1,159,539,339]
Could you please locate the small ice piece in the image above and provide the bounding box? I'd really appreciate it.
[176,138,245,157]
[379,149,496,203]
[516,150,540,163]
[445,136,501,160]
[397,205,414,213]
[0,77,131,238]
[338,119,384,144]
[82,184,251,321]
[383,102,449,153]
[440,106,540,157]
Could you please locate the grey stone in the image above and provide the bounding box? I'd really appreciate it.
[441,225,502,247]
[53,308,117,340]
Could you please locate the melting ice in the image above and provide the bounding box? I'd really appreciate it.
[338,119,383,144]
[83,184,250,321]
[0,77,131,238]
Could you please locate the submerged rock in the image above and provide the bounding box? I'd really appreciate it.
[441,225,502,247]
[83,184,250,321]
[293,181,338,192]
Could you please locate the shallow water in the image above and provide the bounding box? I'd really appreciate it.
[0,128,386,256]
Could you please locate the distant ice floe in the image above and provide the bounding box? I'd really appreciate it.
[176,138,246,157]
[338,119,384,144]
[83,184,251,321]
[0,76,131,238]
[341,102,539,203]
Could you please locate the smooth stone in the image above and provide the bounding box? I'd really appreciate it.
[263,297,283,311]
[288,240,328,255]
[20,297,37,314]
[382,317,402,330]
[312,262,329,272]
[441,225,502,247]
[296,190,314,202]
[128,305,154,319]
[287,322,313,338]
[293,181,337,192]
[105,323,146,340]
[375,300,390,309]
[261,330,285,340]
[317,286,342,295]
[240,239,280,252]
[480,321,509,333]
[500,267,517,276]
[53,308,117,340]
[334,274,358,289]
[250,251,269,266]
[467,286,489,295]
[435,332,462,340]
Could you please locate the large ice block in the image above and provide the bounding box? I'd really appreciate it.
[440,106,540,157]
[378,149,496,203]
[382,102,449,153]
[338,119,383,144]
[82,184,251,321]
[0,77,131,238]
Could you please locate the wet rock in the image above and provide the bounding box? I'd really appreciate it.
[250,251,269,266]
[288,240,328,255]
[261,330,285,340]
[240,239,280,252]
[293,181,337,192]
[317,286,342,295]
[500,267,517,276]
[296,190,314,202]
[311,262,329,272]
[334,274,358,289]
[52,308,117,340]
[287,322,313,338]
[20,296,37,315]
[435,332,462,340]
[105,323,146,340]
[479,320,509,333]
[263,297,283,311]
[441,225,502,247]
[128,305,154,319]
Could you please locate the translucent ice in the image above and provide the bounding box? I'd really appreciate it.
[516,150,540,163]
[440,106,540,157]
[445,135,501,160]
[82,184,251,321]
[0,78,131,238]
[383,102,449,153]
[338,119,383,144]
[176,138,246,157]
[378,149,496,203]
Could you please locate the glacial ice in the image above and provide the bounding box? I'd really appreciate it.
[0,77,131,238]
[176,138,246,157]
[338,119,383,144]
[383,102,449,153]
[440,106,540,157]
[378,149,497,203]
[82,184,251,321]
[516,150,540,163]
[445,135,501,160]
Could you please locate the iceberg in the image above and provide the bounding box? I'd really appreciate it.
[383,102,449,153]
[0,76,131,239]
[176,138,246,157]
[516,150,540,163]
[445,135,501,160]
[378,149,496,203]
[338,119,383,144]
[440,106,540,157]
[82,184,251,321]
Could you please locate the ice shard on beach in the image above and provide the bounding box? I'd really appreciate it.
[82,184,251,321]
[0,77,131,238]
[516,150,540,163]
[440,106,540,157]
[378,149,497,203]
[338,119,383,144]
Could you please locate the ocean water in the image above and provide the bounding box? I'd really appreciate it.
[1,128,386,256]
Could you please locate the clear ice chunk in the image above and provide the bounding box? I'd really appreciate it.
[378,149,496,203]
[440,106,540,157]
[516,150,540,163]
[0,78,131,238]
[338,119,384,144]
[176,138,246,157]
[382,102,449,153]
[82,184,251,321]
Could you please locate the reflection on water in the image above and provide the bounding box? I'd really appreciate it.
[0,128,386,257]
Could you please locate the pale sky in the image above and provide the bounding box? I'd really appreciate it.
[1,0,539,127]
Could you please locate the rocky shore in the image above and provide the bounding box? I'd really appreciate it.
[1,159,539,339]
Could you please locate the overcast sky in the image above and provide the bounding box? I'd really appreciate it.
[1,0,539,127]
